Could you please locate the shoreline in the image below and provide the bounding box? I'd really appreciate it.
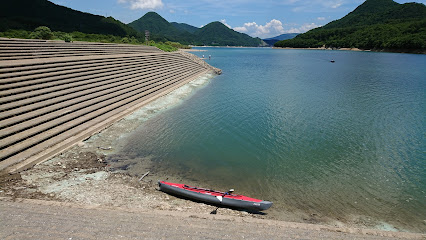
[272,46,426,54]
[1,71,424,238]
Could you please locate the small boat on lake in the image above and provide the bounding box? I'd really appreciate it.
[158,181,273,211]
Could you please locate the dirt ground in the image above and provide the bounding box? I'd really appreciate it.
[2,197,424,240]
[0,146,256,218]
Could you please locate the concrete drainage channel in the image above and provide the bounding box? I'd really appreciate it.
[0,38,216,175]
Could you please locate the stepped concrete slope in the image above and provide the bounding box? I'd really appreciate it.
[0,38,214,174]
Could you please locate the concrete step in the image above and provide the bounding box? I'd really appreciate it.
[0,56,143,80]
[0,64,200,148]
[0,60,200,116]
[0,52,168,70]
[0,53,185,81]
[0,40,162,60]
[0,39,212,172]
[0,56,173,90]
[0,54,164,76]
[0,62,202,131]
[0,46,160,53]
[0,64,199,115]
[0,68,206,167]
[0,56,193,101]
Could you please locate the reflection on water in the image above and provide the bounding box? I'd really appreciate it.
[118,48,426,233]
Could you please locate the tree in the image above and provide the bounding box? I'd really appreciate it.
[30,26,53,40]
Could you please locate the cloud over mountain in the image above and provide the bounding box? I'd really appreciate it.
[118,0,164,10]
[230,19,321,38]
[232,19,285,39]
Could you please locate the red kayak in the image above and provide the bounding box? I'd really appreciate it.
[158,181,272,211]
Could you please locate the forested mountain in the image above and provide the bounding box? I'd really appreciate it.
[171,22,199,34]
[274,0,426,52]
[129,12,263,46]
[128,12,196,44]
[193,22,263,46]
[0,0,140,37]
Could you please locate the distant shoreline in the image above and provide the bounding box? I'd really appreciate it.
[272,46,426,54]
[189,46,425,54]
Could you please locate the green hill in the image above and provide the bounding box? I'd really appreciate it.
[193,22,263,46]
[275,0,426,52]
[128,12,194,44]
[0,0,139,37]
[129,12,179,37]
[129,12,263,47]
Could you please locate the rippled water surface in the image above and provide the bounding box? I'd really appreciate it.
[120,48,426,232]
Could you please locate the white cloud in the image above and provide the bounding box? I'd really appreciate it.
[232,19,285,38]
[330,1,343,9]
[317,17,326,21]
[220,19,232,29]
[117,0,164,10]
[288,0,345,12]
[286,23,321,33]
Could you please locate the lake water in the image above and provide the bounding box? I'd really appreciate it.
[118,48,426,232]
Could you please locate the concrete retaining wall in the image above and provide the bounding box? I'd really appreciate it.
[0,38,217,174]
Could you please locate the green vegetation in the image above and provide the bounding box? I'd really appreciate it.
[129,12,263,47]
[129,12,193,44]
[275,0,426,52]
[193,22,263,46]
[29,26,53,40]
[0,0,139,37]
[63,34,73,43]
[171,22,199,34]
[0,28,184,52]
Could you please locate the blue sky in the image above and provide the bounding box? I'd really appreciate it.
[50,0,425,39]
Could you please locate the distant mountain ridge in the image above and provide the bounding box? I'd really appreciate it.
[0,2,263,47]
[274,0,426,52]
[263,33,299,46]
[129,12,264,47]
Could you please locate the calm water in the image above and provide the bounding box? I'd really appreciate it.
[119,48,426,232]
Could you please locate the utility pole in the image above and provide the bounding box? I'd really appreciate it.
[145,30,150,44]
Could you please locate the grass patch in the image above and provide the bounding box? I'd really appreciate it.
[0,27,190,52]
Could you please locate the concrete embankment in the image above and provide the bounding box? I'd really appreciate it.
[0,38,218,174]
